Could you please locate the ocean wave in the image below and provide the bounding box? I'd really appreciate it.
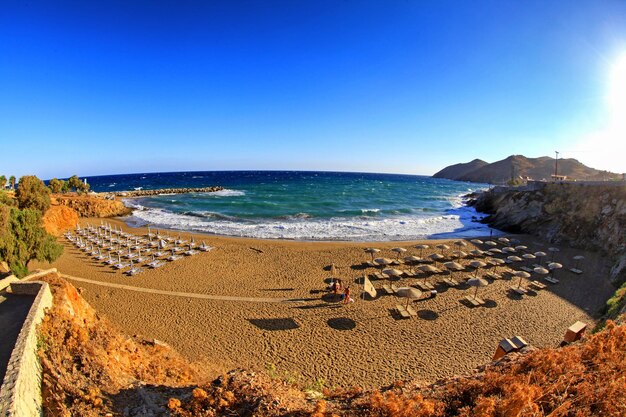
[361,208,380,213]
[134,187,143,191]
[126,206,496,241]
[207,189,245,197]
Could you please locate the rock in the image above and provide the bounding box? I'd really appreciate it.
[43,205,79,236]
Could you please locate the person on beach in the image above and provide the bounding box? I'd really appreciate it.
[343,287,351,304]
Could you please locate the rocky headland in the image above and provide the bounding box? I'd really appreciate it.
[469,182,626,285]
[53,195,132,218]
[111,186,224,198]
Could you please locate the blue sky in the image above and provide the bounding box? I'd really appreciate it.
[1,0,626,179]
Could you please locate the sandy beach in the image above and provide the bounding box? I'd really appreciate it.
[33,217,616,389]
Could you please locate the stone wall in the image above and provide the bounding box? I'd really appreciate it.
[0,279,53,416]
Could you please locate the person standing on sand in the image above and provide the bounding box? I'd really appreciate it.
[343,287,351,304]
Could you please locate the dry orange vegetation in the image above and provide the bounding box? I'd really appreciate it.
[36,275,626,416]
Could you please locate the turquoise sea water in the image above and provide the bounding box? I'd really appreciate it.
[86,171,493,241]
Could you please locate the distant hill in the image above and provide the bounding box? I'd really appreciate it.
[432,159,488,180]
[433,155,621,184]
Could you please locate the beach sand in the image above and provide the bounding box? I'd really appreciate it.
[33,217,616,389]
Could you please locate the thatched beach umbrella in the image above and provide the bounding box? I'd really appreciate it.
[454,240,468,250]
[502,246,516,254]
[415,244,429,258]
[470,249,485,258]
[515,245,528,253]
[534,251,547,264]
[498,237,510,244]
[470,239,484,246]
[573,255,585,270]
[548,262,563,279]
[488,248,503,255]
[514,270,531,288]
[444,261,464,280]
[391,247,407,260]
[522,253,536,267]
[485,241,498,247]
[436,244,450,255]
[429,253,445,266]
[488,258,505,274]
[404,255,421,264]
[548,247,560,261]
[469,260,487,278]
[383,268,404,279]
[396,287,423,307]
[418,264,440,285]
[452,250,467,260]
[467,277,489,299]
[534,266,549,280]
[506,255,523,266]
[364,248,381,262]
[373,257,392,268]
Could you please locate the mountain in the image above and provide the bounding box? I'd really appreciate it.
[434,155,621,184]
[432,158,488,180]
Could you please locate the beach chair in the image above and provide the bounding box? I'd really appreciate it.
[463,295,485,307]
[520,266,534,273]
[442,277,459,287]
[544,276,559,284]
[395,304,411,319]
[569,267,583,275]
[381,284,395,295]
[373,272,388,280]
[509,286,527,295]
[416,281,435,291]
[406,305,418,317]
[529,280,547,290]
[484,272,502,280]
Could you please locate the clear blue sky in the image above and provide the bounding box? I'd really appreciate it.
[1,0,626,179]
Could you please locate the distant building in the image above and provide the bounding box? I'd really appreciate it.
[551,175,567,181]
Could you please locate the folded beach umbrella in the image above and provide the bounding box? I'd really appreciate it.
[414,244,429,258]
[396,287,423,307]
[330,263,337,277]
[514,270,531,288]
[467,277,489,298]
[391,247,407,259]
[469,260,487,278]
[364,248,381,261]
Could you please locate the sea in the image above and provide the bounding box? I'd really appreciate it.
[85,171,495,241]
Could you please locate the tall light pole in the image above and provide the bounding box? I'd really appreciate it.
[554,151,559,179]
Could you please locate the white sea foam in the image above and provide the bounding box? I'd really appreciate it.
[209,189,246,197]
[126,205,496,241]
[361,208,380,213]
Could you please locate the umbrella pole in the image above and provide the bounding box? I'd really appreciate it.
[474,286,478,299]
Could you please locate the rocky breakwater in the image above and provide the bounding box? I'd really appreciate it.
[470,182,626,285]
[113,186,223,198]
[54,195,132,218]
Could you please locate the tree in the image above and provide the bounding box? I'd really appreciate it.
[0,205,63,277]
[9,176,15,190]
[0,175,6,190]
[68,175,82,192]
[15,175,51,214]
[48,178,65,194]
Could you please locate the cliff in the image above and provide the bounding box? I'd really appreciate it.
[434,154,621,184]
[53,195,132,218]
[42,205,79,236]
[471,182,626,285]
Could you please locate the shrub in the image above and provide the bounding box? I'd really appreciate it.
[48,178,65,194]
[15,175,51,214]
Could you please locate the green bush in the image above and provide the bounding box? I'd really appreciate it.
[16,175,51,214]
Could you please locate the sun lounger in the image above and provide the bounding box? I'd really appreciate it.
[463,295,485,307]
[442,277,459,287]
[365,261,376,267]
[510,286,527,295]
[484,272,502,280]
[544,276,559,284]
[406,305,418,317]
[569,268,583,275]
[381,285,395,295]
[520,266,534,273]
[416,282,435,291]
[395,304,411,319]
[529,280,547,290]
